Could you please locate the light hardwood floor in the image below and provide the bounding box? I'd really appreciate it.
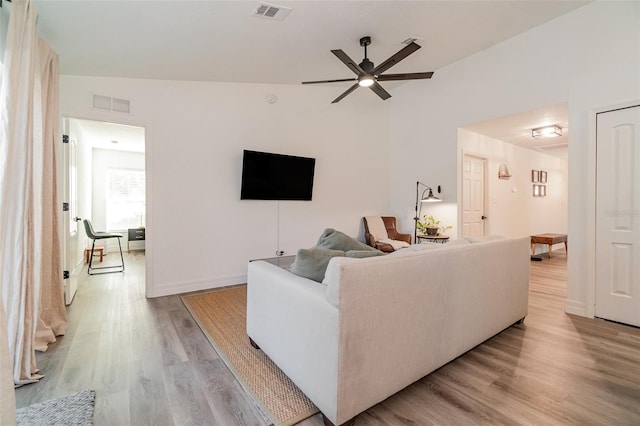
[15,248,640,425]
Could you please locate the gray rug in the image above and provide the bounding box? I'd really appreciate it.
[16,389,95,426]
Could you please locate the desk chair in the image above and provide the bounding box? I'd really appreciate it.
[83,219,125,275]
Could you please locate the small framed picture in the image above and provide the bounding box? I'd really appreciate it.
[540,171,547,183]
[531,170,539,183]
[540,185,547,197]
[533,184,540,197]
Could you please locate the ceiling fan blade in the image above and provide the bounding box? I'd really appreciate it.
[373,42,421,75]
[377,72,434,81]
[369,81,391,101]
[331,49,366,76]
[301,78,358,85]
[331,83,360,103]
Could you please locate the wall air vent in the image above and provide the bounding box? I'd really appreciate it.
[253,2,291,20]
[92,94,131,114]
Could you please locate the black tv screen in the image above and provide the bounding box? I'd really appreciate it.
[240,150,316,201]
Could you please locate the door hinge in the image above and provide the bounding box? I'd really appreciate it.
[63,270,70,279]
[63,134,69,144]
[63,202,69,211]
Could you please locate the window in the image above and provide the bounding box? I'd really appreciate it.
[106,168,145,230]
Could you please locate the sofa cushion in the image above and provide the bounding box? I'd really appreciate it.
[316,228,380,253]
[290,248,345,282]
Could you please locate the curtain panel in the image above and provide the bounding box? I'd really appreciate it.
[0,0,68,390]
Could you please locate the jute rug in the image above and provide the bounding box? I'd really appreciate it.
[16,389,95,425]
[181,286,318,426]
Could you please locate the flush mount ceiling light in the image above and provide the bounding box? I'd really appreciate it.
[532,124,562,138]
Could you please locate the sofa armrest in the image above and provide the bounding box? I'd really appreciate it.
[395,232,411,244]
[247,261,340,421]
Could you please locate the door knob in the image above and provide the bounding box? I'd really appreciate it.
[481,215,487,220]
[73,217,82,222]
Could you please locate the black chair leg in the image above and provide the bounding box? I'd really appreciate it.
[88,237,125,275]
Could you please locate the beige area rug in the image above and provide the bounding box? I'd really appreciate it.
[181,286,319,426]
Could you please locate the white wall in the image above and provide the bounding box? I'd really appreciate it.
[458,128,567,248]
[60,78,392,297]
[388,1,640,317]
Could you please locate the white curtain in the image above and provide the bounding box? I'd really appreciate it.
[0,0,68,396]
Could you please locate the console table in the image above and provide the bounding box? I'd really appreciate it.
[531,233,567,259]
[417,234,450,244]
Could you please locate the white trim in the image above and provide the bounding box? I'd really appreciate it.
[565,299,586,317]
[146,274,247,298]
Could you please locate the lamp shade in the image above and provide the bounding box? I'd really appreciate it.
[420,189,441,202]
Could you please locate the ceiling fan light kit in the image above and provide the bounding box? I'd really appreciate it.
[302,36,434,103]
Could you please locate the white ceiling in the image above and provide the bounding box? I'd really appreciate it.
[464,102,569,159]
[74,119,145,153]
[30,0,588,86]
[19,1,585,158]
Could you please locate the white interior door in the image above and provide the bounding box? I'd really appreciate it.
[595,105,640,327]
[462,154,486,238]
[62,124,80,305]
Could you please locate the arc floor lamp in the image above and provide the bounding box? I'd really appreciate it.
[414,181,441,243]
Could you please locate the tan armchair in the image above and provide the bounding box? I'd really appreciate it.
[363,216,412,252]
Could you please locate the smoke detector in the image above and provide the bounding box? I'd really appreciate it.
[253,3,292,21]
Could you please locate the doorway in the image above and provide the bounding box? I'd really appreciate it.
[62,117,146,304]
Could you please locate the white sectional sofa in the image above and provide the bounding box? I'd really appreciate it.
[246,236,530,425]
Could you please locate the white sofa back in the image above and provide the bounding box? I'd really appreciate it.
[247,236,530,425]
[321,236,530,423]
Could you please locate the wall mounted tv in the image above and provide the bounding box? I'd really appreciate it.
[240,150,316,201]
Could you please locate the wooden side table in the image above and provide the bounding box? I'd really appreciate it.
[531,233,567,259]
[417,234,450,244]
[84,247,104,263]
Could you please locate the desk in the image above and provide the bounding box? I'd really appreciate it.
[531,233,567,259]
[128,227,145,251]
[417,234,450,244]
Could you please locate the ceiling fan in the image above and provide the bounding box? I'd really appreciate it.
[302,36,434,104]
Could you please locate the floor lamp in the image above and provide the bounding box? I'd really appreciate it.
[414,181,441,243]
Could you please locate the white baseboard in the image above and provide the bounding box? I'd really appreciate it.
[147,273,247,298]
[565,299,589,317]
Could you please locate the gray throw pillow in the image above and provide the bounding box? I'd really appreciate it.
[316,228,380,253]
[289,248,345,282]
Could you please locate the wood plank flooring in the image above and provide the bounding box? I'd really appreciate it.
[15,248,640,425]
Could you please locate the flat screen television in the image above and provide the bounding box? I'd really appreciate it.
[240,150,316,201]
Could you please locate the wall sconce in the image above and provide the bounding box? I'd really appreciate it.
[498,164,511,179]
[532,125,562,138]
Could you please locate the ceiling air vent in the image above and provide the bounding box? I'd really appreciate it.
[92,94,131,114]
[253,2,291,20]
